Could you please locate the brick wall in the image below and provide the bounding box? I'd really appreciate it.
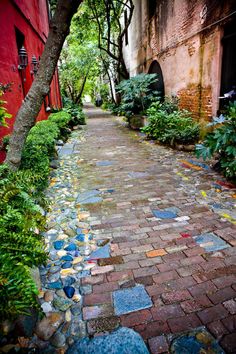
[124,0,236,122]
[178,85,212,122]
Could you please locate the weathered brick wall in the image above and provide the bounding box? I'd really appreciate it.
[178,85,212,122]
[124,0,236,122]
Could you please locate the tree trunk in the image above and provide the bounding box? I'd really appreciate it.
[75,76,87,104]
[6,0,82,170]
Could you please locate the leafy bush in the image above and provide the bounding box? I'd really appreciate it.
[195,101,236,180]
[142,101,200,145]
[0,90,12,128]
[0,107,81,319]
[63,99,86,125]
[48,111,71,130]
[21,120,60,190]
[0,165,47,319]
[49,111,72,139]
[116,73,160,117]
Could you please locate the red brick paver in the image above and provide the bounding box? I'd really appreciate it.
[79,105,236,353]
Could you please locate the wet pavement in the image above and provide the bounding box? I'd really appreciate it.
[39,104,236,353]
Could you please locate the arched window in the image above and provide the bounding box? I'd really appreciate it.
[148,0,157,19]
[148,60,165,100]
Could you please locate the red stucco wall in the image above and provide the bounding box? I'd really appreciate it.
[0,0,62,145]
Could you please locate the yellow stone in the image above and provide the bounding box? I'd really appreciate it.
[196,332,211,345]
[57,234,68,240]
[65,309,71,322]
[201,190,207,198]
[72,256,83,265]
[57,250,67,257]
[60,268,76,276]
[221,213,230,219]
[38,290,45,299]
[72,294,81,302]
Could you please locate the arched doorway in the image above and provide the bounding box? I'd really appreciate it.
[148,60,165,100]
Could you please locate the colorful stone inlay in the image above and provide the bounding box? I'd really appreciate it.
[193,232,229,252]
[152,209,177,219]
[113,285,152,315]
[170,327,225,354]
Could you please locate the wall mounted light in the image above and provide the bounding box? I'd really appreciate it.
[18,46,28,70]
[31,55,39,75]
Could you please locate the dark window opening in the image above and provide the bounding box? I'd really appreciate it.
[219,18,236,111]
[15,27,25,52]
[15,27,26,97]
[148,0,157,19]
[124,9,128,45]
[148,60,165,100]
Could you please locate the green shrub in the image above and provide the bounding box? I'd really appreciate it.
[195,101,236,180]
[0,90,12,128]
[0,165,47,319]
[48,111,71,129]
[0,108,76,319]
[142,101,200,145]
[21,120,60,190]
[116,73,160,118]
[63,99,86,125]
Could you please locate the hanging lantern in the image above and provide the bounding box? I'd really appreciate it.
[18,46,28,70]
[31,55,38,75]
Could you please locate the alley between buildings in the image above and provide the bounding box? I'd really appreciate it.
[39,105,236,353]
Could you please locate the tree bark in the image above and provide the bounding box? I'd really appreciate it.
[75,75,87,104]
[6,0,82,170]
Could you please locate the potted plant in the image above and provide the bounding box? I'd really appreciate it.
[116,73,159,129]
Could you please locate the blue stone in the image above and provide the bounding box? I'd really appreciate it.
[65,243,77,251]
[165,207,181,215]
[170,328,224,354]
[96,160,114,166]
[89,244,110,260]
[61,262,72,269]
[187,159,210,170]
[88,234,93,240]
[77,190,101,203]
[211,203,223,209]
[77,270,90,278]
[67,327,149,354]
[193,232,229,252]
[113,285,152,316]
[152,209,177,219]
[63,276,76,287]
[212,183,222,190]
[63,286,75,299]
[128,171,149,179]
[53,260,61,266]
[76,234,85,242]
[61,255,73,262]
[107,189,115,193]
[53,240,64,250]
[80,196,103,204]
[76,228,83,234]
[46,281,63,290]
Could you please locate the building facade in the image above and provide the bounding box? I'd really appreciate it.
[123,0,236,122]
[0,0,62,149]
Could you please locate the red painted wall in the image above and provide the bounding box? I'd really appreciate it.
[0,0,62,146]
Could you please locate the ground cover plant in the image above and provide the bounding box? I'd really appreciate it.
[0,107,84,319]
[142,98,200,146]
[195,101,236,180]
[116,73,160,118]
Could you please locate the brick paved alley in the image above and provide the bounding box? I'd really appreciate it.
[72,104,236,353]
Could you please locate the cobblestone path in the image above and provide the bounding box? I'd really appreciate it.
[40,105,236,353]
